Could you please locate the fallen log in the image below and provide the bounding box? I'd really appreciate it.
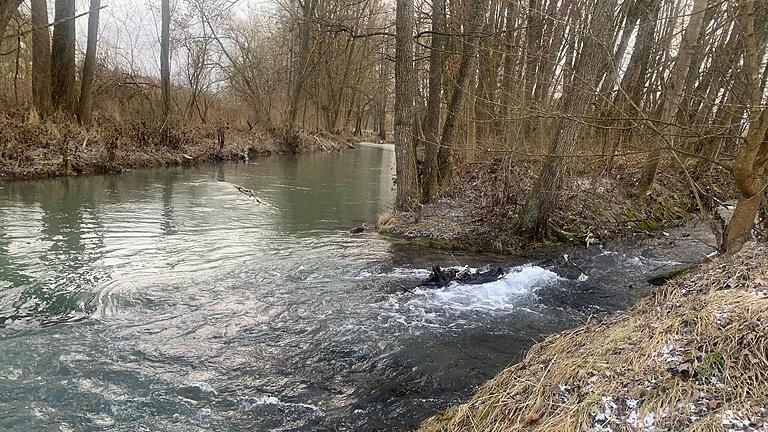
[415,266,505,289]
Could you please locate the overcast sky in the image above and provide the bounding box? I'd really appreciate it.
[59,0,275,77]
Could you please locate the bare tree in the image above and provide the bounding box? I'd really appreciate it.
[516,0,614,239]
[420,0,445,203]
[161,0,171,120]
[78,0,102,125]
[31,0,52,117]
[0,0,22,40]
[636,0,709,193]
[721,0,768,253]
[394,0,419,210]
[51,0,76,112]
[437,0,489,184]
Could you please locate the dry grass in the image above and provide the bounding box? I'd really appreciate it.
[380,154,734,254]
[419,242,768,432]
[0,113,352,180]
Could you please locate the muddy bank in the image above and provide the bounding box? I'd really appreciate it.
[0,117,355,181]
[418,242,768,431]
[378,156,734,255]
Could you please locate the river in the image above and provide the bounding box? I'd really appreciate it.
[0,144,712,431]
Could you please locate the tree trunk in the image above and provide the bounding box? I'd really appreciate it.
[394,0,419,210]
[161,0,171,120]
[516,0,613,240]
[522,0,542,144]
[606,0,660,171]
[720,0,768,254]
[31,0,52,117]
[421,0,445,203]
[51,0,76,112]
[78,0,101,125]
[636,0,708,194]
[286,0,313,131]
[722,192,763,254]
[0,0,22,40]
[437,0,488,184]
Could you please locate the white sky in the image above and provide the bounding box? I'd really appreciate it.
[58,0,276,77]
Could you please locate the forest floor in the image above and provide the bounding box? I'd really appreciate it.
[0,114,356,181]
[419,242,768,431]
[378,155,735,254]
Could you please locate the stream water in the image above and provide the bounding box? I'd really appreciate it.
[0,144,713,431]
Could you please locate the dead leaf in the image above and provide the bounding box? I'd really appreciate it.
[523,412,542,425]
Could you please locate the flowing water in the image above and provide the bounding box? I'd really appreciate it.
[0,144,713,431]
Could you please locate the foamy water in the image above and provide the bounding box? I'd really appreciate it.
[380,265,563,329]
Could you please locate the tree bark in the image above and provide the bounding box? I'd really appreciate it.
[721,0,768,254]
[161,0,171,120]
[437,0,488,184]
[51,0,76,112]
[636,0,708,194]
[286,0,314,131]
[421,0,445,203]
[394,0,419,210]
[517,0,613,240]
[31,0,52,117]
[78,0,101,125]
[0,0,22,41]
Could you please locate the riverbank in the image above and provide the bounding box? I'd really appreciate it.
[378,155,734,255]
[419,242,768,431]
[0,115,354,181]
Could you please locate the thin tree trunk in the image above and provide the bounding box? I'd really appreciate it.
[521,0,542,143]
[51,0,76,112]
[286,0,313,131]
[437,0,488,184]
[517,0,613,239]
[161,0,171,120]
[636,0,708,194]
[421,0,445,203]
[78,0,101,125]
[31,0,52,117]
[394,0,419,210]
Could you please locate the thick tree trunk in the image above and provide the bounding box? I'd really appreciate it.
[636,0,708,194]
[517,0,612,239]
[161,0,171,120]
[51,0,76,112]
[720,0,768,254]
[78,0,101,125]
[437,0,488,184]
[31,0,52,117]
[421,0,445,203]
[722,193,762,254]
[394,0,419,210]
